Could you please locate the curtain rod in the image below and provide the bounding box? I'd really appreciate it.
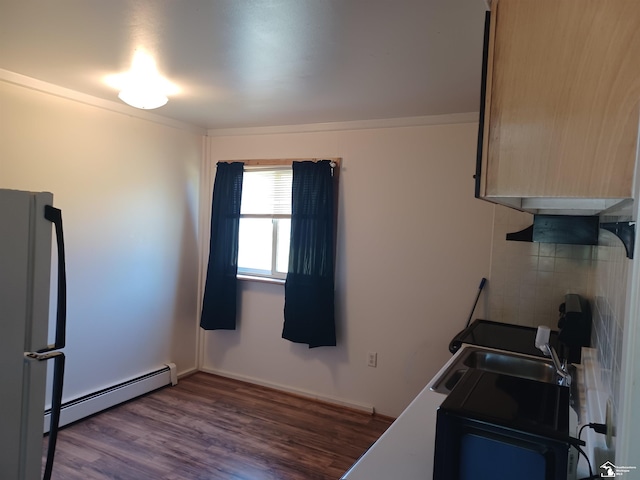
[219,158,341,168]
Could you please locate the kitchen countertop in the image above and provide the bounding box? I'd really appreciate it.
[341,385,446,479]
[343,326,592,480]
[343,342,584,480]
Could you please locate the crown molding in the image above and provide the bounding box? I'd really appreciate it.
[1,68,479,137]
[0,69,206,135]
[207,112,479,137]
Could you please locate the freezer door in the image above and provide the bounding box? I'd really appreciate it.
[0,190,54,480]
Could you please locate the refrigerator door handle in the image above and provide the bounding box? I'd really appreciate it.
[25,351,65,480]
[40,205,66,352]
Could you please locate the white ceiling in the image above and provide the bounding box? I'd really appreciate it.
[0,0,488,130]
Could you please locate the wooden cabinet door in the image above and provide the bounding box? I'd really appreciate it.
[480,0,640,201]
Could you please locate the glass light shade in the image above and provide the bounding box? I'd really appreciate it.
[118,88,168,110]
[106,50,178,110]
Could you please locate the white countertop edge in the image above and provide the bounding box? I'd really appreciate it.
[576,347,616,478]
[341,383,446,480]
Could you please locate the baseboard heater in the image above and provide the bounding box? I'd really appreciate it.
[43,363,177,433]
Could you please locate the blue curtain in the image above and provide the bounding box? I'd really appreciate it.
[200,162,244,330]
[283,160,336,347]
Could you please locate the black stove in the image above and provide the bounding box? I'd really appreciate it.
[451,294,591,363]
[449,319,560,358]
[440,368,570,440]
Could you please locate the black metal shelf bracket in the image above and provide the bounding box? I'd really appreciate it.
[504,216,635,259]
[505,215,599,245]
[600,221,636,259]
[506,224,534,242]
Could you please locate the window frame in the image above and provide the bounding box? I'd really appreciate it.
[218,158,341,284]
[237,214,291,281]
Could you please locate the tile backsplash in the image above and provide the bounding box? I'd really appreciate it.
[488,205,631,429]
[590,228,629,419]
[488,206,592,329]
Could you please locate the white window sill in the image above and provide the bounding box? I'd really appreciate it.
[237,274,285,286]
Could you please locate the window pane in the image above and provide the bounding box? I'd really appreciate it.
[238,218,273,273]
[240,168,292,215]
[276,218,291,273]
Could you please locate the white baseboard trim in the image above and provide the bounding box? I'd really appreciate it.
[177,366,199,379]
[199,366,375,414]
[44,363,177,433]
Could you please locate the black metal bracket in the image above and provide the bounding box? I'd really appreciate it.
[506,224,534,242]
[506,215,599,245]
[600,222,636,259]
[505,218,636,259]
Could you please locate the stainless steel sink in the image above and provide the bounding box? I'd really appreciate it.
[428,345,567,395]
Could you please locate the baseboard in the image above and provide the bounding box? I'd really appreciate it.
[199,366,375,414]
[44,363,177,433]
[177,366,199,379]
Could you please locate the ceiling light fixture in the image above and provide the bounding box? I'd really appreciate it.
[105,50,178,110]
[118,88,168,110]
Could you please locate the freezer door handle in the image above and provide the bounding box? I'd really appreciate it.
[40,205,66,352]
[26,351,65,480]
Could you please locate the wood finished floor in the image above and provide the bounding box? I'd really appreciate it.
[45,372,394,480]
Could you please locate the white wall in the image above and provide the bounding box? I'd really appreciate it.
[201,122,494,417]
[0,81,202,402]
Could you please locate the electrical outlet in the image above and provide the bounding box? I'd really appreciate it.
[367,351,377,368]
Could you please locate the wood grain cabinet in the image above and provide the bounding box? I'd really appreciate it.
[477,0,640,214]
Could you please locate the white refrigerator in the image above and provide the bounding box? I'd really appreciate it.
[0,189,67,480]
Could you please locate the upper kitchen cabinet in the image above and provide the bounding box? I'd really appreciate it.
[476,0,640,215]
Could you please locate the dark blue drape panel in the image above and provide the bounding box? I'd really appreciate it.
[200,162,244,330]
[283,160,336,347]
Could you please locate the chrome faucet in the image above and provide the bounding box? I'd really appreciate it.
[535,326,572,387]
[540,343,572,387]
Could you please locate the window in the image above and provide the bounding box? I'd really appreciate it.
[202,158,339,338]
[237,166,292,280]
